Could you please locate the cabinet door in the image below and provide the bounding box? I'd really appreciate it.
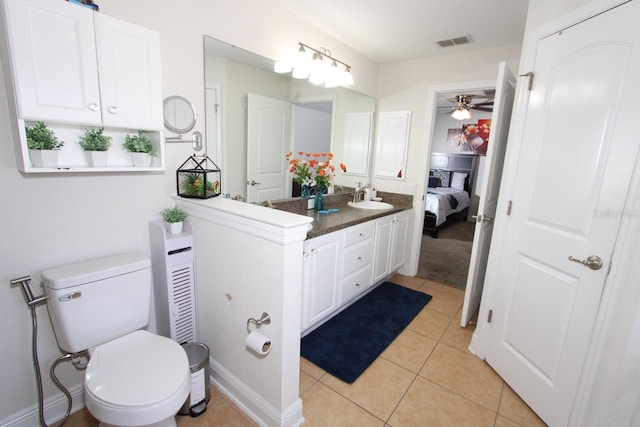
[302,234,341,329]
[372,215,393,283]
[3,0,101,124]
[390,211,409,272]
[374,111,411,179]
[94,13,163,130]
[343,112,373,176]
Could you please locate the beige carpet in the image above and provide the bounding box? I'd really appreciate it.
[417,221,475,290]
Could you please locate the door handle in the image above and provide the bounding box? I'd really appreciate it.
[472,214,494,224]
[568,255,603,271]
[249,180,261,186]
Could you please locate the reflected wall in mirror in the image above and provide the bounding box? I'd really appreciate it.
[203,35,376,202]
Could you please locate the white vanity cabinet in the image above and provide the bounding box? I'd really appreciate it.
[301,232,342,330]
[339,222,374,303]
[2,0,162,129]
[301,213,407,334]
[372,210,410,283]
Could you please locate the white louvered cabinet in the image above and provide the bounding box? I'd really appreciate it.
[149,219,198,344]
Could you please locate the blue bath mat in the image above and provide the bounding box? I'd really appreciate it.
[300,281,432,383]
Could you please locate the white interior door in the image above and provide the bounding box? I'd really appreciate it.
[247,93,291,203]
[482,2,640,425]
[461,62,515,326]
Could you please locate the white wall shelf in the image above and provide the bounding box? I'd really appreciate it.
[1,0,164,173]
[16,120,165,173]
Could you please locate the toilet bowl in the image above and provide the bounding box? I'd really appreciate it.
[41,253,191,427]
[84,331,190,427]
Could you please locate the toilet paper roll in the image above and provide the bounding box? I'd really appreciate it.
[246,330,272,356]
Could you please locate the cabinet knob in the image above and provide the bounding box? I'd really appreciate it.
[355,283,361,287]
[303,251,309,257]
[311,248,318,254]
[108,106,118,114]
[88,103,99,112]
[357,256,362,261]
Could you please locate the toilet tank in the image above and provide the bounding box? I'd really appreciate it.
[42,252,152,354]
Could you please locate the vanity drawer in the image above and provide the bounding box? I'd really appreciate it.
[341,240,373,278]
[343,222,375,248]
[341,267,372,303]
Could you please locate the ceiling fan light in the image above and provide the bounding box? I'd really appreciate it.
[452,107,472,120]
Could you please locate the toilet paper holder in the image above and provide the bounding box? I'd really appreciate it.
[247,312,271,332]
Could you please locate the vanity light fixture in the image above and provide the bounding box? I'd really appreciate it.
[274,42,354,87]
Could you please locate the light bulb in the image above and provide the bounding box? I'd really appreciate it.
[451,108,472,120]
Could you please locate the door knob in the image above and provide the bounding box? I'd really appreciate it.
[568,255,603,271]
[472,214,494,224]
[249,180,261,186]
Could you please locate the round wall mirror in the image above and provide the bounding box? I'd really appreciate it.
[163,96,197,134]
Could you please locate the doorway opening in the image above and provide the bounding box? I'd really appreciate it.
[417,89,494,289]
[410,63,515,327]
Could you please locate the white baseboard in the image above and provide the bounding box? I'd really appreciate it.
[209,358,304,427]
[0,383,85,427]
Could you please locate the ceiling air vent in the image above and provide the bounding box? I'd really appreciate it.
[436,35,471,48]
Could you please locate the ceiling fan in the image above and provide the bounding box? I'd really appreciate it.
[448,94,494,120]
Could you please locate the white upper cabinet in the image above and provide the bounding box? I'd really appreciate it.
[342,112,373,176]
[2,0,162,129]
[3,0,101,124]
[374,111,411,180]
[94,13,162,129]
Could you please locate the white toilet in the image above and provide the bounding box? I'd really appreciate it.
[42,252,190,427]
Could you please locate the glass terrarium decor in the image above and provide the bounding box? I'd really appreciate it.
[176,154,221,199]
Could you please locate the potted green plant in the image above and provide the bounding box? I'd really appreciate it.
[25,121,64,168]
[160,205,188,234]
[78,127,112,167]
[122,131,157,167]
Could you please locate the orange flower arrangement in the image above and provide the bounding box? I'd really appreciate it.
[286,151,347,189]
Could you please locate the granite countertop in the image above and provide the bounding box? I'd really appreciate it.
[271,191,413,239]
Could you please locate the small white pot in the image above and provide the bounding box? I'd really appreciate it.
[29,149,59,168]
[168,221,183,235]
[85,151,108,167]
[130,152,152,167]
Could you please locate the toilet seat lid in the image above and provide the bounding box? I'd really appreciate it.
[85,330,189,407]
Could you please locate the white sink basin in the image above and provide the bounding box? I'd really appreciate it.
[347,201,394,210]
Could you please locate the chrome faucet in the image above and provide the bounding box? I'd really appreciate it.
[262,200,274,208]
[353,184,365,203]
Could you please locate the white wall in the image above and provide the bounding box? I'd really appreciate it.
[0,0,377,423]
[373,44,522,276]
[374,43,522,196]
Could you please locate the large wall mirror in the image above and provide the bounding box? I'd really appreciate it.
[203,35,376,203]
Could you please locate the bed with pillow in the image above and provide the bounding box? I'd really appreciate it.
[423,153,477,238]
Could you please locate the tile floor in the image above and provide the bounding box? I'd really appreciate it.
[62,274,546,427]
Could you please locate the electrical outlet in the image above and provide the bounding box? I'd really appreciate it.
[307,198,314,209]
